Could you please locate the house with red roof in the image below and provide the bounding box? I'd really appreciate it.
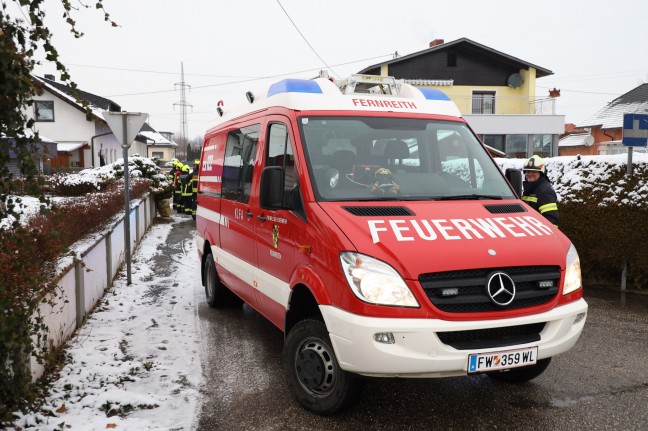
[559,84,648,156]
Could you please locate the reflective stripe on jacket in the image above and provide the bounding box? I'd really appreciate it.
[522,175,559,227]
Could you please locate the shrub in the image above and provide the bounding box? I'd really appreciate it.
[497,154,648,290]
[0,177,150,423]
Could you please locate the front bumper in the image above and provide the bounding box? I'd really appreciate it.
[320,298,587,377]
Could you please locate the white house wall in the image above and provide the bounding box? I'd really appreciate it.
[30,92,96,142]
[464,114,565,135]
[91,123,121,167]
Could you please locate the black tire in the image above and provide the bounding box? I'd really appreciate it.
[203,253,230,308]
[283,319,360,415]
[486,357,551,383]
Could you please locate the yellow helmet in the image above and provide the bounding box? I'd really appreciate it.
[523,155,546,175]
[182,164,190,173]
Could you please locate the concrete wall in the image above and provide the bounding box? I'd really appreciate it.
[30,194,157,379]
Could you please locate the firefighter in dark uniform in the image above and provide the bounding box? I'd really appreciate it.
[172,161,182,212]
[522,155,559,227]
[190,159,199,220]
[175,163,188,214]
[180,164,193,216]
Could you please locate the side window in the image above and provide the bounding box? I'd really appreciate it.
[34,100,55,122]
[266,123,296,193]
[221,124,260,203]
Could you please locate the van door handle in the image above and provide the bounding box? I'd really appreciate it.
[245,211,253,218]
[257,215,267,223]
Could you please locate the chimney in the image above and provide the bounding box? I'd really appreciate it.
[429,39,445,48]
[44,74,55,81]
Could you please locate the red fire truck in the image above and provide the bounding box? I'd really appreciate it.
[195,73,587,414]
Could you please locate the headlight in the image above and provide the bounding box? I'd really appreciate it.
[339,252,419,307]
[563,244,582,295]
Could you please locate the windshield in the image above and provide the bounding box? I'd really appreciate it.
[298,116,515,201]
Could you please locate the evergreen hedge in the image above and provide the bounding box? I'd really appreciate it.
[497,153,648,290]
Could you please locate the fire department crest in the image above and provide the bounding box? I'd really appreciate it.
[272,224,280,248]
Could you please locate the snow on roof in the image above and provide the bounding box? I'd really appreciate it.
[578,84,648,129]
[559,133,594,147]
[57,142,86,152]
[138,131,176,146]
[2,130,57,143]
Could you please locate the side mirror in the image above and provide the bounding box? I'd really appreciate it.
[505,168,523,198]
[260,166,284,209]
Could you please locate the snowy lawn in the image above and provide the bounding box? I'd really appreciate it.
[11,216,203,430]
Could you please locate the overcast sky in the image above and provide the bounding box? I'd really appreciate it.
[10,0,648,139]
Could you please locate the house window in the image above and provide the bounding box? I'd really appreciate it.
[34,100,55,121]
[472,92,495,114]
[152,151,164,159]
[482,135,505,153]
[532,134,553,158]
[506,134,528,158]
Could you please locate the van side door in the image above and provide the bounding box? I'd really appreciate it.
[217,124,260,306]
[253,118,305,329]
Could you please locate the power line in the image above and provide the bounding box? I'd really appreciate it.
[104,54,393,97]
[275,0,339,78]
[536,85,621,96]
[64,63,258,79]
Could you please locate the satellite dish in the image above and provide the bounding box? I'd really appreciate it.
[584,135,595,146]
[507,73,523,88]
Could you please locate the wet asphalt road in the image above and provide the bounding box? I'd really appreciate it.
[167,217,648,430]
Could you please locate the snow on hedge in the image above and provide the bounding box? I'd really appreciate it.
[496,154,648,207]
[48,156,168,191]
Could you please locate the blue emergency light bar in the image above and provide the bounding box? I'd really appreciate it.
[416,87,451,101]
[268,79,323,97]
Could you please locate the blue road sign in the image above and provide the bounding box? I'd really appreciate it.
[622,113,648,147]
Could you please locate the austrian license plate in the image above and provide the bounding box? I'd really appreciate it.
[468,347,538,373]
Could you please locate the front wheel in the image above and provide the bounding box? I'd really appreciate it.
[486,358,551,383]
[283,319,360,415]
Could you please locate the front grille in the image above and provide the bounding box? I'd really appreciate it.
[437,323,546,350]
[419,266,560,313]
[342,206,414,216]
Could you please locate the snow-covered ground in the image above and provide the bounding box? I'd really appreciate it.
[5,153,648,429]
[10,215,203,431]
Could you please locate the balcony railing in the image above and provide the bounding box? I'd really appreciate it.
[451,96,557,115]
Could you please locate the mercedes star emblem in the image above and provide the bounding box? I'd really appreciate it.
[486,272,516,306]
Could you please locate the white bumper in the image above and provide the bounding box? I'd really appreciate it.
[320,298,588,377]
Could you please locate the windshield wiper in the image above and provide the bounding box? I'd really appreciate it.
[435,194,504,201]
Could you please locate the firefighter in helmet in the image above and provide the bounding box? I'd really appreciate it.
[172,161,183,212]
[179,164,191,215]
[522,155,559,227]
[190,159,200,220]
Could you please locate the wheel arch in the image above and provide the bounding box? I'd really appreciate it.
[285,284,322,337]
[285,265,332,336]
